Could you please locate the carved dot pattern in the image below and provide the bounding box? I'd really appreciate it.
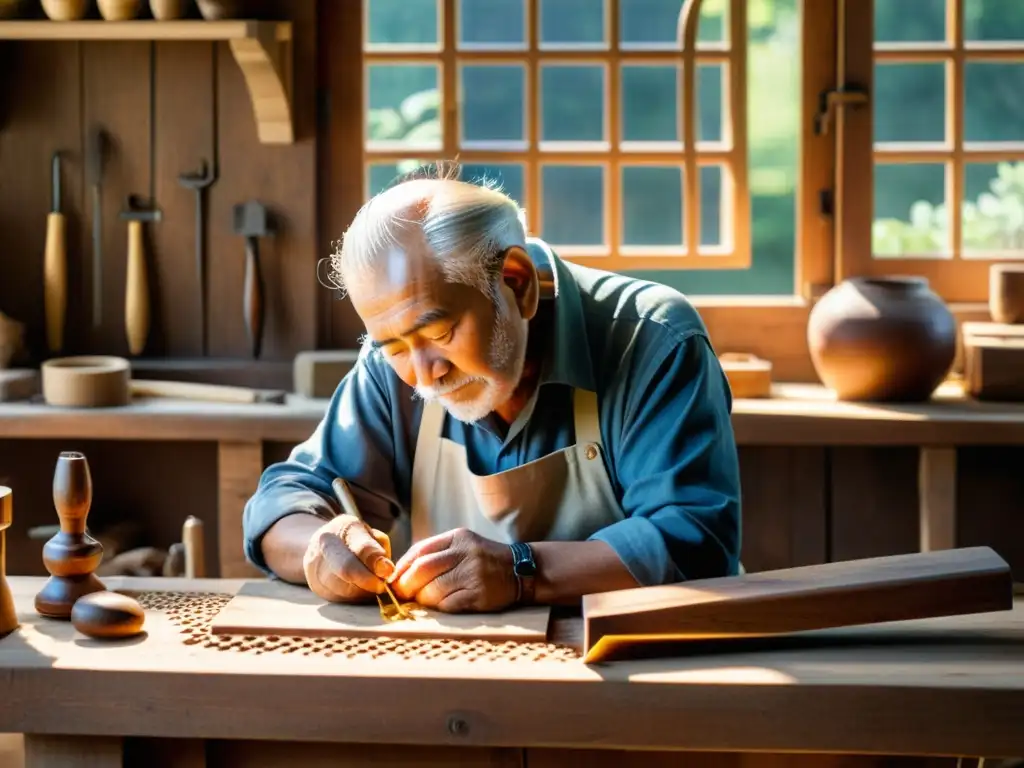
[127,590,581,663]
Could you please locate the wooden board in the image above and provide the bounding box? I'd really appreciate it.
[581,546,1013,663]
[209,579,553,642]
[962,322,1024,401]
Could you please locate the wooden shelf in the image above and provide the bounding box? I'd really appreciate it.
[0,20,294,144]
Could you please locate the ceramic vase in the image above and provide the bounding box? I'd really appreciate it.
[149,0,191,18]
[807,276,957,402]
[41,0,90,20]
[196,0,240,19]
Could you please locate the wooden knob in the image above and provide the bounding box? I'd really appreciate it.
[71,591,145,639]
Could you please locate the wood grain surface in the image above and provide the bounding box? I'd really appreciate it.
[209,579,553,642]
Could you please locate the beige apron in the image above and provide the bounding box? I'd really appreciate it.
[389,387,625,556]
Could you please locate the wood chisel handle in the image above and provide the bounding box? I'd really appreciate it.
[124,219,150,356]
[242,235,264,358]
[43,211,66,353]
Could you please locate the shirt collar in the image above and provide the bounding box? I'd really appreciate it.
[526,238,597,393]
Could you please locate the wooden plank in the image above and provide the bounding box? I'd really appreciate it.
[0,20,290,41]
[217,440,264,577]
[738,447,827,572]
[151,41,216,358]
[581,547,1013,663]
[919,447,957,552]
[81,40,153,357]
[209,579,553,641]
[207,0,316,360]
[0,41,84,359]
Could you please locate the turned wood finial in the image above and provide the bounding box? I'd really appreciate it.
[35,452,107,619]
[0,488,19,638]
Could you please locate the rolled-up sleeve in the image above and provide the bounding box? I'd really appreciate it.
[242,346,400,575]
[589,332,741,585]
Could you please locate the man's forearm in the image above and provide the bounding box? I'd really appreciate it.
[529,540,639,605]
[260,513,325,584]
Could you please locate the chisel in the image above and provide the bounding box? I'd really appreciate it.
[43,151,66,353]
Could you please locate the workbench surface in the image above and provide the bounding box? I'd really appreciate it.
[0,576,1022,761]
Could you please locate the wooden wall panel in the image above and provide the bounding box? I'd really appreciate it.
[957,447,1024,580]
[81,41,154,357]
[738,447,827,572]
[0,42,83,359]
[207,0,318,362]
[151,41,216,359]
[829,447,919,561]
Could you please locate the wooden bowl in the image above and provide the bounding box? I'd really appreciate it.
[989,264,1024,324]
[196,0,240,20]
[97,0,140,19]
[41,356,131,408]
[40,0,90,20]
[149,0,191,19]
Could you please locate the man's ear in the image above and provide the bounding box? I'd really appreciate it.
[500,247,539,321]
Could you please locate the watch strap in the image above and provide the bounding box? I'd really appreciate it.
[509,541,537,605]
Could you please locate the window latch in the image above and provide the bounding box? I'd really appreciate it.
[814,85,869,136]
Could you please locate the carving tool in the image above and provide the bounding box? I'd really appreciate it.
[178,159,216,356]
[232,201,273,359]
[85,126,107,327]
[331,477,415,621]
[120,195,162,356]
[43,151,67,353]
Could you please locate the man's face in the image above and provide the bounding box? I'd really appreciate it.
[348,239,528,423]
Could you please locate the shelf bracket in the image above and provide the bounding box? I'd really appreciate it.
[228,23,294,145]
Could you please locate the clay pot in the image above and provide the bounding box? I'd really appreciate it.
[807,276,957,402]
[149,0,191,18]
[41,0,90,20]
[196,0,240,19]
[97,0,140,19]
[989,264,1024,324]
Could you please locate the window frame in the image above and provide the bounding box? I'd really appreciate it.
[324,0,842,383]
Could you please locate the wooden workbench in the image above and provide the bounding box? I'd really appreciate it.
[0,575,1022,766]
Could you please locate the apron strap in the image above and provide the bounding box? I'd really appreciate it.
[572,388,602,446]
[410,399,446,541]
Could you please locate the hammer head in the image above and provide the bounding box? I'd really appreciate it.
[233,201,273,238]
[119,194,162,223]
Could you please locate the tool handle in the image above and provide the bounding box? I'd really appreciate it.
[124,219,150,356]
[43,212,67,353]
[243,236,264,358]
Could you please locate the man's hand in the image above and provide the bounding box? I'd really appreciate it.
[389,528,517,613]
[302,514,395,603]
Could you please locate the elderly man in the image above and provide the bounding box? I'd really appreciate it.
[243,169,741,613]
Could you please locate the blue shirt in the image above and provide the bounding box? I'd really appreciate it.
[243,238,742,586]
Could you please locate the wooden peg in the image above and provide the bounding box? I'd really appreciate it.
[182,516,205,578]
[0,488,19,638]
[34,452,107,619]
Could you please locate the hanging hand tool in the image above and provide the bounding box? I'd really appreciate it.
[43,151,67,354]
[120,195,162,356]
[232,201,274,359]
[177,160,216,357]
[85,126,108,328]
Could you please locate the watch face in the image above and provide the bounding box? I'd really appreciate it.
[514,560,537,577]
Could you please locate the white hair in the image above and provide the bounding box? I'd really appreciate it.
[327,167,528,303]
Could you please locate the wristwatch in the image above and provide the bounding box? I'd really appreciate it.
[509,541,537,605]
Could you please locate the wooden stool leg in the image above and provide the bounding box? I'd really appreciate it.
[24,734,122,768]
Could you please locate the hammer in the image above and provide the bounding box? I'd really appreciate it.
[178,159,216,356]
[120,195,161,356]
[232,201,273,358]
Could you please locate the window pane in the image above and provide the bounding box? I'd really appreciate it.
[541,165,605,245]
[964,0,1024,42]
[366,65,442,148]
[620,64,680,144]
[366,0,439,47]
[621,166,683,246]
[698,63,724,144]
[964,63,1024,143]
[366,160,430,196]
[619,0,727,49]
[540,64,606,143]
[872,163,950,257]
[873,63,945,144]
[460,163,527,206]
[540,0,606,47]
[962,162,1024,256]
[460,65,526,146]
[458,0,526,48]
[874,0,946,43]
[701,165,724,247]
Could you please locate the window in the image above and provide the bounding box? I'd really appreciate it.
[839,0,1024,303]
[360,0,804,296]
